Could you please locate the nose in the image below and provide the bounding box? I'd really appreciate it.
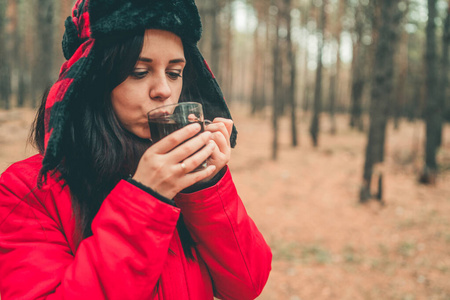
[149,74,172,102]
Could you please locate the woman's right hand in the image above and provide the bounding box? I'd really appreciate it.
[132,123,217,199]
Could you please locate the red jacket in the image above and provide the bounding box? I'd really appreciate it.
[0,155,271,299]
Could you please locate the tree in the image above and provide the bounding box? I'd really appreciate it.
[0,0,12,109]
[349,1,369,131]
[419,0,444,184]
[309,0,326,147]
[272,0,282,160]
[285,0,298,147]
[31,0,55,107]
[438,2,449,138]
[360,0,404,203]
[327,0,345,135]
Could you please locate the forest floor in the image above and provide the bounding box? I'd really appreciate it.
[1,106,449,300]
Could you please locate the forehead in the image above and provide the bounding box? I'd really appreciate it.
[141,29,184,58]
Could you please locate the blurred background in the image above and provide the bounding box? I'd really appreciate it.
[0,0,449,299]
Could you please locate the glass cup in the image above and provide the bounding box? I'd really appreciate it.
[147,102,211,171]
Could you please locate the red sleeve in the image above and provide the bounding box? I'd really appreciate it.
[175,168,272,300]
[0,163,180,300]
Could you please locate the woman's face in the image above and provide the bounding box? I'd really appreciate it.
[111,29,185,139]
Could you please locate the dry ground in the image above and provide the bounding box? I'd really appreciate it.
[1,106,449,300]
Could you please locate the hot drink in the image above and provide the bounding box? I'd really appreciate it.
[147,102,209,172]
[148,119,204,143]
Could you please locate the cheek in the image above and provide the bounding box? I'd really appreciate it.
[110,85,141,125]
[173,81,183,99]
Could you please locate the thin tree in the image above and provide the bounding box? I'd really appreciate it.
[31,0,55,107]
[438,1,449,146]
[349,2,367,131]
[360,0,404,203]
[251,17,262,115]
[0,0,12,109]
[419,0,441,184]
[393,28,409,130]
[328,0,345,135]
[210,0,222,83]
[285,0,298,146]
[250,0,271,116]
[16,0,27,107]
[310,0,326,147]
[223,0,234,103]
[272,0,282,160]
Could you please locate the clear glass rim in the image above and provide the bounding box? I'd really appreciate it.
[147,101,202,114]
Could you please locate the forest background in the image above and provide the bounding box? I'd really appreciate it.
[0,0,449,299]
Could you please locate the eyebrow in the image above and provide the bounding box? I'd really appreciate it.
[138,57,186,64]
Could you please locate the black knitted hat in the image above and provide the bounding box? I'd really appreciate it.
[43,0,236,174]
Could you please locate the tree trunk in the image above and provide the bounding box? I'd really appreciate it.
[438,3,449,146]
[210,0,221,83]
[285,0,298,147]
[419,0,441,184]
[0,0,12,109]
[224,0,234,103]
[349,4,366,131]
[251,19,263,115]
[31,0,55,107]
[393,30,409,130]
[301,4,310,113]
[272,0,282,160]
[360,0,403,203]
[328,0,345,135]
[310,1,326,147]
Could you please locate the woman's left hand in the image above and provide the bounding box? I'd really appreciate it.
[203,118,233,181]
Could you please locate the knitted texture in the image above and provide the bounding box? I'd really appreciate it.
[43,0,237,174]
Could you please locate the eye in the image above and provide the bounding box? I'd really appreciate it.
[167,71,182,80]
[131,71,148,79]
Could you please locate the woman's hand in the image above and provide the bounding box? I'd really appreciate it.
[202,118,233,182]
[132,123,217,199]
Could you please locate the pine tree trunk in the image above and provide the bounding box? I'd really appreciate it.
[0,0,12,109]
[328,0,345,135]
[438,3,449,145]
[210,0,221,83]
[349,5,366,131]
[301,4,310,113]
[420,0,441,184]
[251,19,261,115]
[285,0,298,147]
[360,0,403,202]
[224,0,234,103]
[16,0,27,107]
[393,30,409,130]
[272,0,282,160]
[310,1,326,147]
[32,0,55,107]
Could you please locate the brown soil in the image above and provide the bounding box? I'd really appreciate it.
[1,106,449,300]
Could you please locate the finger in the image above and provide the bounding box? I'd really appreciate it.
[180,140,216,173]
[152,123,202,154]
[210,131,230,155]
[181,164,217,187]
[206,122,230,147]
[213,118,233,136]
[168,130,212,163]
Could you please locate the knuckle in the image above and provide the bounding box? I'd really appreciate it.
[166,135,180,145]
[184,143,198,154]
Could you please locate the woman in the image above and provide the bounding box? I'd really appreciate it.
[0,0,272,299]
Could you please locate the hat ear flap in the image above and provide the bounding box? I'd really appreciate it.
[62,17,82,60]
